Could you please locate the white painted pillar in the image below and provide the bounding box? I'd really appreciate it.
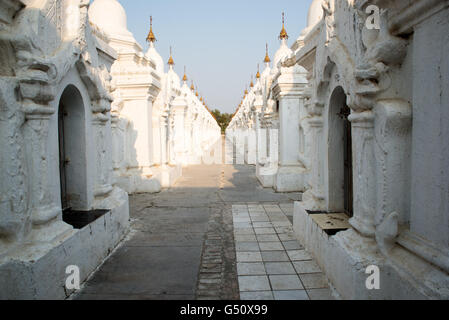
[348,111,376,237]
[92,112,113,198]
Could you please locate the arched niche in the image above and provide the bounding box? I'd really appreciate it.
[327,86,353,216]
[58,85,88,211]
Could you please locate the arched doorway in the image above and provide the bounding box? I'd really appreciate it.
[328,86,353,217]
[58,85,88,211]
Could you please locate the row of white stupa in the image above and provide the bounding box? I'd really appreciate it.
[90,0,221,193]
[227,8,319,192]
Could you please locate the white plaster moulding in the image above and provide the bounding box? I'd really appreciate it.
[375,0,449,36]
[294,21,323,63]
[397,230,449,274]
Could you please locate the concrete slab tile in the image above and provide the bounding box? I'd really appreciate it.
[237,251,263,262]
[236,242,260,252]
[287,250,312,261]
[282,241,303,250]
[234,228,255,235]
[271,221,292,227]
[252,222,273,228]
[238,276,271,292]
[240,291,274,300]
[237,263,266,276]
[299,273,329,289]
[234,222,253,229]
[235,234,257,242]
[256,234,279,242]
[261,251,290,262]
[307,288,335,300]
[273,290,309,300]
[293,261,322,274]
[251,217,270,223]
[259,241,284,251]
[264,262,296,275]
[275,226,293,234]
[269,275,304,290]
[254,227,276,235]
[278,233,297,241]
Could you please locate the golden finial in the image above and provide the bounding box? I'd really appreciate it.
[182,66,187,82]
[256,64,261,79]
[168,46,174,65]
[200,96,203,102]
[196,91,199,97]
[146,16,157,43]
[279,12,288,40]
[190,81,195,91]
[250,75,254,88]
[264,43,271,63]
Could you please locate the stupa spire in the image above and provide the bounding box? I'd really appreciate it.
[183,66,187,82]
[168,46,174,66]
[279,12,289,40]
[264,43,271,64]
[146,16,157,43]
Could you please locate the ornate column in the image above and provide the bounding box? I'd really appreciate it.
[302,101,326,211]
[92,108,113,198]
[348,110,376,237]
[160,111,169,166]
[24,108,61,226]
[170,98,187,165]
[110,111,126,181]
[271,64,308,192]
[183,112,193,164]
[374,100,412,226]
[19,80,72,241]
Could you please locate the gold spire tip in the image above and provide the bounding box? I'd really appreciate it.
[279,12,289,40]
[146,16,157,43]
[264,43,271,63]
[168,46,174,65]
[183,66,187,82]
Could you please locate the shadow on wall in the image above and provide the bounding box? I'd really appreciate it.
[115,118,162,193]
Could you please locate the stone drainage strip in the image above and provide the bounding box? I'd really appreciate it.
[232,204,334,300]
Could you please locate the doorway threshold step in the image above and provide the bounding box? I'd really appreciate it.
[310,213,351,233]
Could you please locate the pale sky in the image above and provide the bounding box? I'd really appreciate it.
[120,0,310,113]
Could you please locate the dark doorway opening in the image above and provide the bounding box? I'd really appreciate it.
[340,104,353,217]
[328,86,353,218]
[58,100,69,211]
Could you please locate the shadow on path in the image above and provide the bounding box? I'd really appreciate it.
[74,165,301,300]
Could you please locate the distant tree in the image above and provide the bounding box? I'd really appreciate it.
[211,109,233,134]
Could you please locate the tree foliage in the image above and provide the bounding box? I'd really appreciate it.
[211,109,233,134]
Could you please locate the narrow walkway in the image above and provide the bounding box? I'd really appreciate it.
[233,204,333,300]
[74,165,328,300]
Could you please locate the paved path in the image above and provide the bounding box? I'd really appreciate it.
[233,204,333,300]
[74,165,326,300]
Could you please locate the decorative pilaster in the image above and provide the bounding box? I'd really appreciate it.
[348,111,376,237]
[160,113,168,165]
[92,110,113,198]
[24,111,61,226]
[302,100,326,211]
[374,100,412,227]
[19,80,61,228]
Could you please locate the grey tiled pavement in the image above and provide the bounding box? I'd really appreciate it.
[233,203,334,300]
